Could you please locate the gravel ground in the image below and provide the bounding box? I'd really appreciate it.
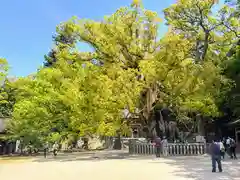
[1,151,240,180]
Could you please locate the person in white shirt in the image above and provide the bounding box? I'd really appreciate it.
[52,142,59,157]
[226,137,231,156]
[218,140,225,159]
[161,137,168,156]
[226,137,231,146]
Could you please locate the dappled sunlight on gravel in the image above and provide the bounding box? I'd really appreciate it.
[1,152,240,180]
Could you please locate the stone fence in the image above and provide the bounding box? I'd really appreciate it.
[129,141,207,156]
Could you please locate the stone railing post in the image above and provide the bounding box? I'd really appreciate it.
[128,141,207,157]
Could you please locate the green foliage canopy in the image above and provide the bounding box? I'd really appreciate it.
[6,0,236,142]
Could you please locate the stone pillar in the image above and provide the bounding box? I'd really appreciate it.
[15,140,20,153]
[196,114,205,136]
[128,139,137,154]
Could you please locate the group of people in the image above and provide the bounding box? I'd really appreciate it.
[43,142,59,158]
[152,136,237,173]
[153,136,168,157]
[217,137,237,160]
[210,137,237,173]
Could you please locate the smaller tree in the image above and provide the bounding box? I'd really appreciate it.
[0,58,14,118]
[8,56,143,143]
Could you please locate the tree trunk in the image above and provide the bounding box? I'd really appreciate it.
[196,114,205,136]
[147,119,157,138]
[113,131,122,150]
[159,110,166,137]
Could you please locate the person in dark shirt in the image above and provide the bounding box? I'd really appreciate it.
[230,138,237,159]
[154,136,161,158]
[43,142,49,158]
[210,140,222,173]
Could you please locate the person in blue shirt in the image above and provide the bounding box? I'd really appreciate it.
[210,139,222,173]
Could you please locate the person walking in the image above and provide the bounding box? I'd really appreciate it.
[27,142,33,156]
[43,142,49,158]
[210,139,222,173]
[154,136,161,158]
[161,136,168,157]
[226,137,231,157]
[219,140,225,160]
[52,142,59,157]
[230,138,237,159]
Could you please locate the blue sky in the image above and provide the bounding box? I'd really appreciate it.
[0,0,224,77]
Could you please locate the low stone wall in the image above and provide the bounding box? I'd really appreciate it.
[129,141,207,156]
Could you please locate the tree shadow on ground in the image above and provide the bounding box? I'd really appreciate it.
[32,150,155,163]
[151,155,240,180]
[32,150,240,180]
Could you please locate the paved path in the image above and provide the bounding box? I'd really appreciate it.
[1,151,240,180]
